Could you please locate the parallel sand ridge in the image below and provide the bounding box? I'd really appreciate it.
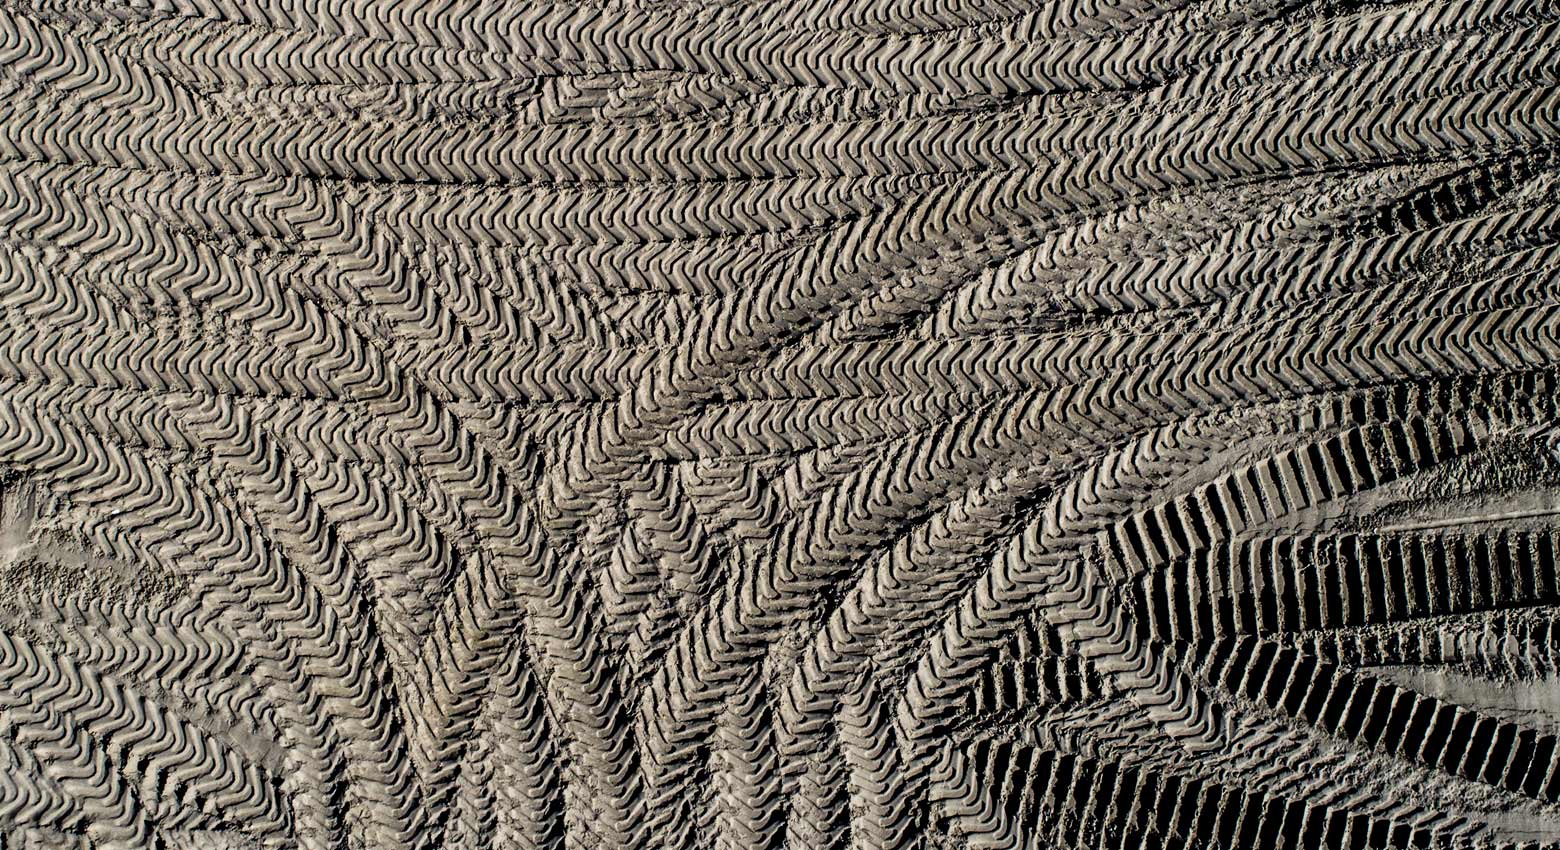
[2,1,1560,848]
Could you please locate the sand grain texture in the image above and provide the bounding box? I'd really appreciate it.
[1,0,1560,847]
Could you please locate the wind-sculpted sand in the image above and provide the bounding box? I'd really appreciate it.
[1,1,1560,848]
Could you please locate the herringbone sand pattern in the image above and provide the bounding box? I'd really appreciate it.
[1,1,1560,848]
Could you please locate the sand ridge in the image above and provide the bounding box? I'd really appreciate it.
[0,0,1559,847]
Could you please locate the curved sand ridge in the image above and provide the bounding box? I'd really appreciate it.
[1,0,1560,847]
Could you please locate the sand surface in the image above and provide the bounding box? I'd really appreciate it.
[1,1,1559,847]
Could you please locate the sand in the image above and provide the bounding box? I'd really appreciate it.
[0,1,1558,847]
